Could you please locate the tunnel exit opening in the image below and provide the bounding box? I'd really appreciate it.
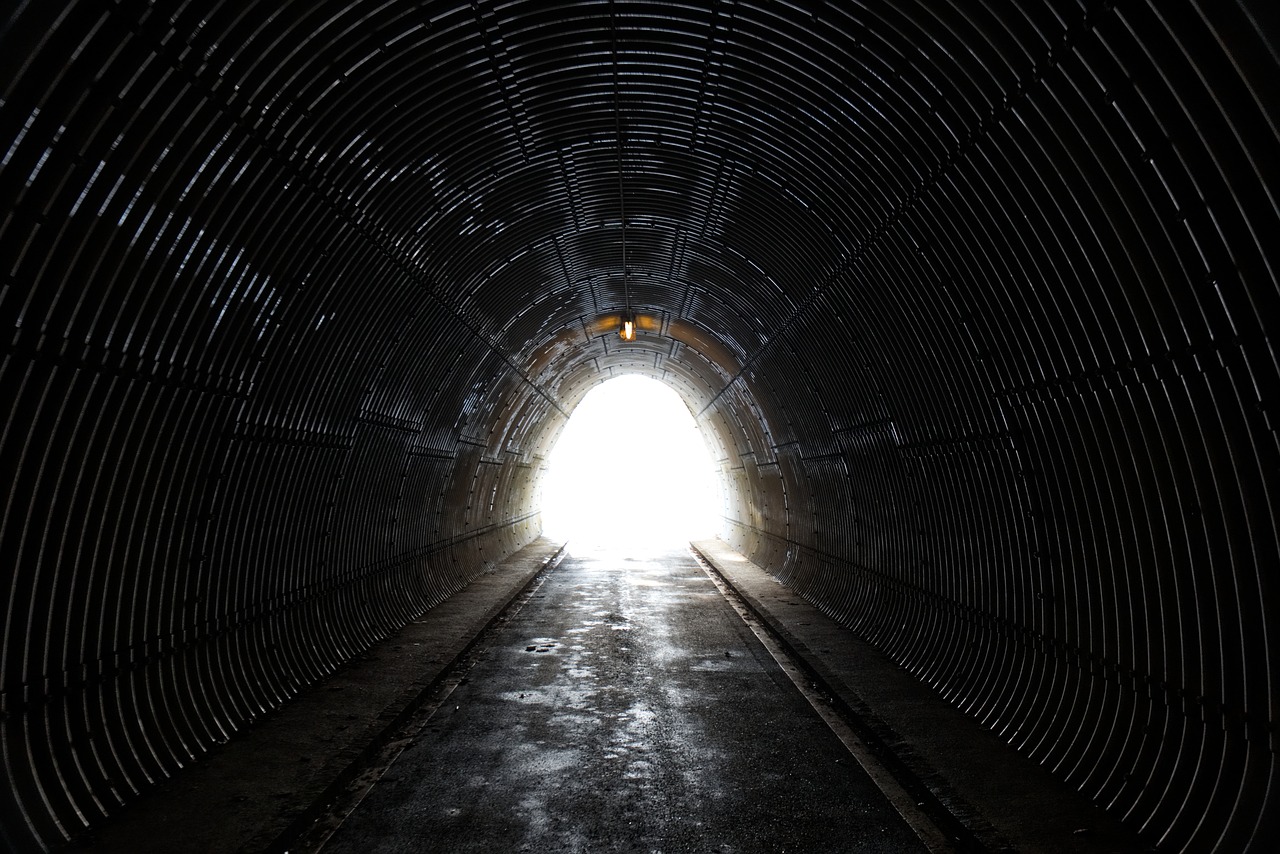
[540,375,723,550]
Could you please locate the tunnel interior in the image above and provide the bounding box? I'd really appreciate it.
[1,2,1277,851]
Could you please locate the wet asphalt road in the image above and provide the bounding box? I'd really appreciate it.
[320,545,930,853]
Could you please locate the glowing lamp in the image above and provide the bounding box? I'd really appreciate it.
[620,314,636,342]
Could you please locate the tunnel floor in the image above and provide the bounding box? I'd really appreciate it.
[68,539,1141,854]
[313,545,930,853]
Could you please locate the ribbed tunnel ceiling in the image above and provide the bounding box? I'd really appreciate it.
[1,2,1277,850]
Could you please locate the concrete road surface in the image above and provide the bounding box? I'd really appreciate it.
[319,544,932,853]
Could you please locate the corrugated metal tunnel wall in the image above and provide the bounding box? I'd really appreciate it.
[1,1,1276,850]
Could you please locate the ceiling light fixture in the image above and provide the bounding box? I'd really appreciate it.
[612,1,635,343]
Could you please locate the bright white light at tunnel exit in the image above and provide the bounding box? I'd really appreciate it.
[540,375,723,549]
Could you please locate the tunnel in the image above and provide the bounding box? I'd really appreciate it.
[1,1,1277,851]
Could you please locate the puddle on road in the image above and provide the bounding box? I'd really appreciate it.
[624,574,666,587]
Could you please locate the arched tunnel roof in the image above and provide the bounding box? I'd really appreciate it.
[1,2,1277,850]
